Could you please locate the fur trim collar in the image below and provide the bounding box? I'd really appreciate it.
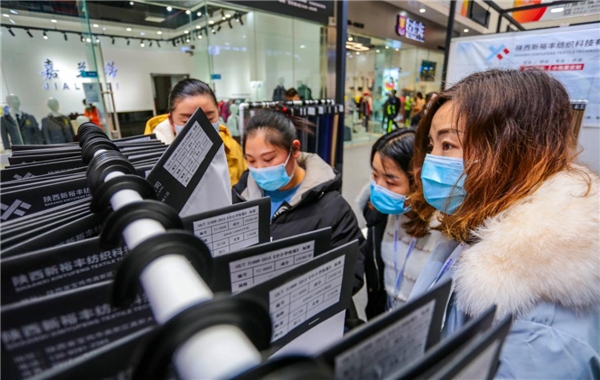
[454,166,600,318]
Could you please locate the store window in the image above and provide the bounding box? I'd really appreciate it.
[0,0,327,150]
[344,33,443,147]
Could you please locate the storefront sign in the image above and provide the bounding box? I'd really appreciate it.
[447,24,600,127]
[513,0,600,23]
[211,73,222,80]
[79,71,98,78]
[396,15,425,43]
[225,0,334,24]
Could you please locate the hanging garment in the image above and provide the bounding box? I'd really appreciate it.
[14,112,44,145]
[0,114,24,149]
[272,85,286,101]
[41,114,75,144]
[383,97,401,133]
[84,106,103,130]
[297,85,312,100]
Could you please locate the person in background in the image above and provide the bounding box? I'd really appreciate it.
[411,92,425,118]
[284,88,301,101]
[232,109,365,293]
[409,69,599,378]
[145,79,246,186]
[410,92,437,128]
[82,99,103,131]
[383,90,401,133]
[356,129,442,319]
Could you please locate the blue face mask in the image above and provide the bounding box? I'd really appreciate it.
[249,150,294,191]
[421,154,466,214]
[370,180,410,215]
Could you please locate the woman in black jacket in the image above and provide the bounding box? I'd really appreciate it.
[232,109,365,293]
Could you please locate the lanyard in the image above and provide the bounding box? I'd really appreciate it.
[428,242,467,291]
[392,216,418,298]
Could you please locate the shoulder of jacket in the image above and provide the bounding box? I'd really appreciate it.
[454,166,600,319]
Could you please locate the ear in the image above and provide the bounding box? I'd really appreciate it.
[168,115,176,133]
[291,139,301,158]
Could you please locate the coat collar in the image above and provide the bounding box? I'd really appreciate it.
[453,166,600,318]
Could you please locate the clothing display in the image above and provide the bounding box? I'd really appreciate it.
[41,114,75,144]
[84,106,103,130]
[4,112,44,145]
[0,114,24,149]
[297,84,312,100]
[272,85,286,101]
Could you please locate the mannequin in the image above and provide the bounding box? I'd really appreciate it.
[227,103,240,137]
[41,98,75,144]
[272,77,286,101]
[1,95,40,149]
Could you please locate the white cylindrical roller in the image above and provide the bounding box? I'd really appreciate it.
[174,325,262,380]
[140,254,213,324]
[110,189,143,211]
[122,218,165,249]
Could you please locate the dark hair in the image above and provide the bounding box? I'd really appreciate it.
[285,88,299,99]
[169,79,217,113]
[412,68,580,242]
[371,129,429,237]
[416,92,424,99]
[243,108,312,152]
[425,92,436,103]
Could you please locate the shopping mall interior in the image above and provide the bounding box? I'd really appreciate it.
[1,1,599,379]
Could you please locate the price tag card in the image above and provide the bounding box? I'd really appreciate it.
[0,282,155,380]
[182,198,271,258]
[234,240,358,351]
[146,107,223,213]
[317,280,452,380]
[210,228,332,292]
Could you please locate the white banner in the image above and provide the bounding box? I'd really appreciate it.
[447,24,600,128]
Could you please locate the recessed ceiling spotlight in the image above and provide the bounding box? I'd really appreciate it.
[464,28,469,33]
[348,36,353,41]
[2,14,10,18]
[197,12,202,17]
[126,27,132,31]
[130,1,134,5]
[51,19,58,23]
[186,10,191,15]
[419,8,426,13]
[209,20,214,25]
[93,24,99,28]
[184,30,189,34]
[43,31,48,39]
[167,6,172,12]
[157,30,162,35]
[9,9,18,14]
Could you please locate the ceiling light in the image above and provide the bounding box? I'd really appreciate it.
[80,34,84,42]
[385,46,389,49]
[300,44,306,49]
[51,19,58,23]
[8,28,15,37]
[197,12,202,17]
[102,27,106,31]
[157,30,162,35]
[551,7,564,13]
[95,37,100,43]
[185,30,189,34]
[186,38,190,42]
[166,6,172,11]
[93,24,99,28]
[419,8,426,13]
[186,10,191,15]
[9,19,15,24]
[3,14,9,18]
[356,52,360,55]
[43,31,48,39]
[26,29,33,37]
[222,16,226,20]
[9,9,18,14]
[198,34,202,39]
[395,48,400,51]
[126,27,132,31]
[348,36,353,41]
[86,37,91,42]
[376,49,380,53]
[463,28,469,32]
[140,40,145,47]
[130,1,134,5]
[209,20,214,25]
[140,32,145,36]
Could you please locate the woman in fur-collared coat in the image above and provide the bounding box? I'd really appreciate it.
[408,69,600,379]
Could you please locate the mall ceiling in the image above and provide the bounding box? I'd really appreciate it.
[0,1,243,29]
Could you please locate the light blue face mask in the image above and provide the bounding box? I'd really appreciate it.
[421,154,466,214]
[249,150,294,191]
[370,180,410,215]
[174,121,220,135]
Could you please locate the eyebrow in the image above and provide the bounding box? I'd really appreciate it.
[384,173,399,179]
[436,128,459,137]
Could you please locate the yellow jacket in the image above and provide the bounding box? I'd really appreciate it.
[144,114,246,186]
